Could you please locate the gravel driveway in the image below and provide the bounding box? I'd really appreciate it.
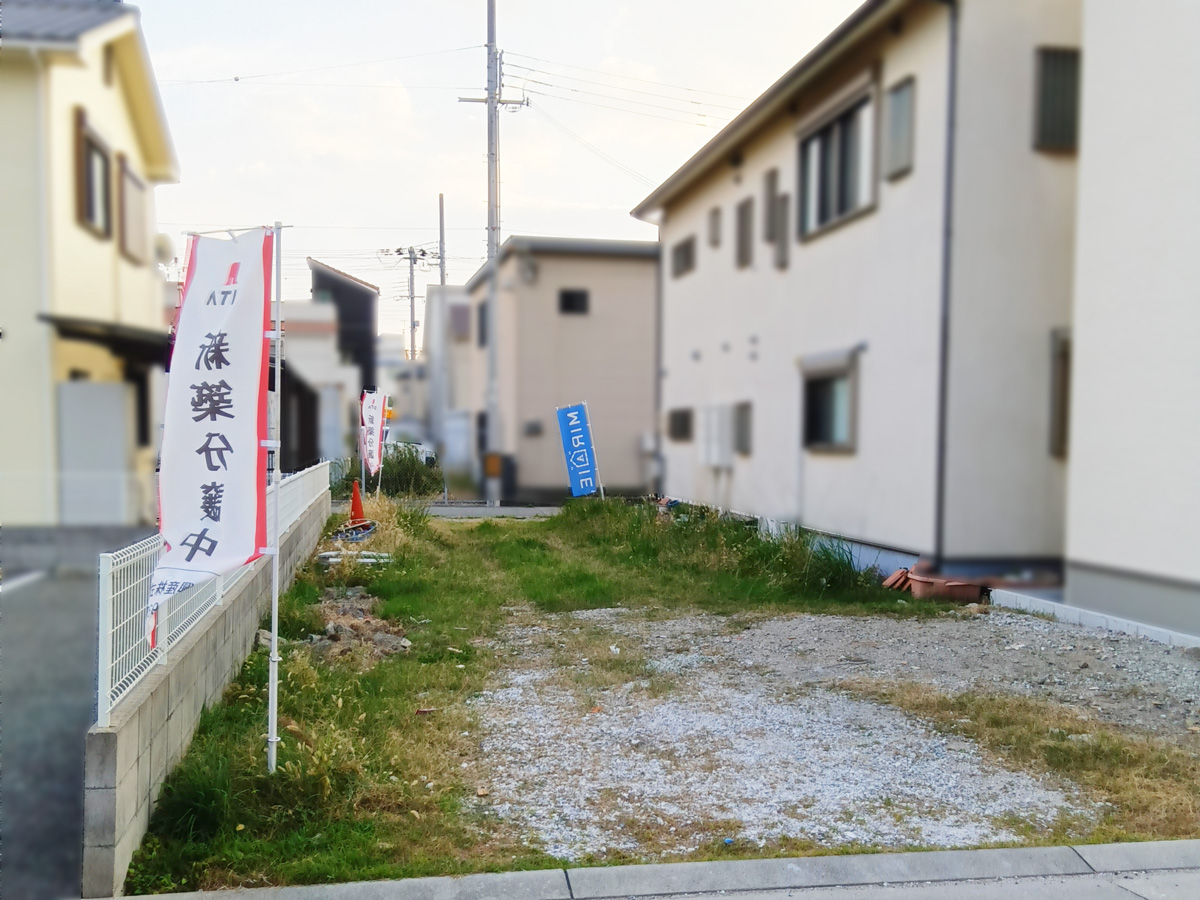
[469,605,1200,862]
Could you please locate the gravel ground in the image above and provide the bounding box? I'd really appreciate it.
[463,603,1200,862]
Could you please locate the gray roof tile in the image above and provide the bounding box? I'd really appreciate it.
[3,0,134,45]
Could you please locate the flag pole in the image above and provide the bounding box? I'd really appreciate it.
[584,400,605,501]
[267,222,283,773]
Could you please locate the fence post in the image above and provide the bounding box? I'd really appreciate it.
[96,554,114,728]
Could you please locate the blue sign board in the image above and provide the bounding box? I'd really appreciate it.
[556,403,600,497]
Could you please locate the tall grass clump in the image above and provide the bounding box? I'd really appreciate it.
[331,445,444,500]
[548,498,908,611]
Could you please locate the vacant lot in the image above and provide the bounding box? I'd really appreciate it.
[127,500,1200,893]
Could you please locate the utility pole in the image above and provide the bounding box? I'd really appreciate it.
[483,0,501,506]
[438,193,449,502]
[458,1,525,506]
[408,246,417,362]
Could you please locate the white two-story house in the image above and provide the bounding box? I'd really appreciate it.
[635,0,1081,577]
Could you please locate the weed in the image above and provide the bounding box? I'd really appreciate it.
[846,680,1200,841]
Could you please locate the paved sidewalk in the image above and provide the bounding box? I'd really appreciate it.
[152,841,1200,900]
[1,573,97,900]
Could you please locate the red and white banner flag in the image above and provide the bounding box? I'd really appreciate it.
[360,390,387,476]
[147,228,273,646]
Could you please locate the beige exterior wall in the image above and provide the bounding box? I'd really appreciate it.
[942,0,1081,559]
[0,51,58,523]
[1064,0,1200,630]
[0,20,173,526]
[659,1,949,548]
[466,247,658,494]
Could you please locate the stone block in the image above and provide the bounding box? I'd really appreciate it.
[1073,839,1200,872]
[83,787,116,848]
[85,730,119,790]
[81,842,116,899]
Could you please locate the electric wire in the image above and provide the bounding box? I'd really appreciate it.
[159,45,482,85]
[505,62,744,111]
[505,50,748,100]
[527,102,656,188]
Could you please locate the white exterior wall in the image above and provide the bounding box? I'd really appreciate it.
[1066,2,1200,592]
[943,0,1081,560]
[659,2,949,550]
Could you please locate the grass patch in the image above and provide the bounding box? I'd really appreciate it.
[127,498,953,892]
[846,680,1200,842]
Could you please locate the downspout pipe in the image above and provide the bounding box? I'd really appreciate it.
[932,0,960,571]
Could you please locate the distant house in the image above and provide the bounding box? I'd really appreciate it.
[634,0,1082,576]
[376,334,429,440]
[424,284,474,472]
[307,257,378,392]
[461,236,659,500]
[0,0,179,527]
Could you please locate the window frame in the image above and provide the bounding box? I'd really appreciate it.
[735,196,754,269]
[75,107,112,240]
[796,87,878,242]
[671,236,696,278]
[117,154,148,265]
[666,408,693,442]
[883,76,915,181]
[558,288,589,315]
[799,347,863,454]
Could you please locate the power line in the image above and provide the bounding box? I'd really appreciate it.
[159,44,482,85]
[521,87,721,127]
[528,102,656,188]
[506,50,748,100]
[508,75,733,119]
[506,62,744,111]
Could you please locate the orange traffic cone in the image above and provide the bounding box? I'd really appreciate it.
[350,478,366,524]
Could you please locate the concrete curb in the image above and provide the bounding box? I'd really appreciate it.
[150,841,1200,900]
[990,589,1200,649]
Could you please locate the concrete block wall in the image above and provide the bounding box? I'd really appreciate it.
[81,489,330,897]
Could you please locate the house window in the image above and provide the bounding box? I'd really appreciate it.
[671,236,696,278]
[1035,48,1081,152]
[559,289,588,314]
[884,78,915,179]
[774,195,790,269]
[476,303,487,347]
[799,96,875,237]
[666,408,693,442]
[76,109,111,239]
[804,374,854,450]
[763,169,779,242]
[1049,328,1071,458]
[708,207,721,247]
[734,401,753,456]
[118,156,148,265]
[736,197,753,268]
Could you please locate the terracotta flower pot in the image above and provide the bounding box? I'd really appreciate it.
[907,573,983,603]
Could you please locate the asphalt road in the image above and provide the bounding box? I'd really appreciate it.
[1,572,96,900]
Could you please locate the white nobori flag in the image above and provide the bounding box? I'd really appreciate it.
[360,390,387,476]
[147,228,272,647]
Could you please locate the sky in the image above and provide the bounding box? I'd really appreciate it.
[137,0,861,339]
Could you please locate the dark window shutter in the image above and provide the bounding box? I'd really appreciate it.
[1036,48,1081,152]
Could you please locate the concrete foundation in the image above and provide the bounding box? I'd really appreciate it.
[1066,562,1200,641]
[81,489,330,897]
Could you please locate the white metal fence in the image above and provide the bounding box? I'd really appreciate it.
[96,461,331,727]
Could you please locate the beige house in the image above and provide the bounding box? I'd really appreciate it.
[423,284,474,471]
[1,0,178,527]
[1064,0,1200,636]
[635,0,1080,576]
[461,237,659,499]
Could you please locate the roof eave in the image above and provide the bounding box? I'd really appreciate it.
[630,0,907,221]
